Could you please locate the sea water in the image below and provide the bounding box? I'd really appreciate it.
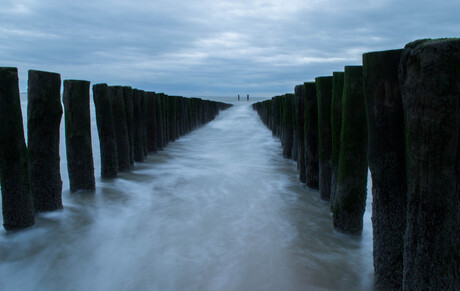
[0,96,374,290]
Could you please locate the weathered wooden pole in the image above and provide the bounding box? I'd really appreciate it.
[140,90,149,156]
[93,83,118,178]
[145,92,157,152]
[332,66,367,234]
[330,71,344,209]
[154,93,164,151]
[161,94,170,145]
[182,97,187,135]
[63,80,95,192]
[316,76,333,199]
[363,49,406,290]
[295,84,306,183]
[282,94,295,159]
[291,93,299,163]
[168,96,177,142]
[304,82,319,189]
[109,86,130,171]
[27,70,63,212]
[274,96,282,138]
[123,86,135,166]
[0,67,35,230]
[399,39,460,290]
[132,89,145,162]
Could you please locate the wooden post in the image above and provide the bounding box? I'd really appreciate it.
[332,66,368,234]
[316,76,333,199]
[123,86,135,166]
[109,86,130,171]
[63,80,95,192]
[27,70,63,212]
[295,84,306,183]
[93,83,118,178]
[304,82,319,189]
[132,89,145,162]
[400,39,460,290]
[330,72,344,209]
[363,49,406,290]
[0,67,35,230]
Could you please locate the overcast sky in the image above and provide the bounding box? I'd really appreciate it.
[1,0,458,97]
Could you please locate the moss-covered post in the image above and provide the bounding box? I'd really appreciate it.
[93,84,118,178]
[399,39,460,290]
[63,80,95,192]
[0,67,35,230]
[27,70,63,212]
[363,49,406,290]
[330,72,344,209]
[295,84,306,183]
[316,76,333,199]
[132,89,144,162]
[332,66,367,234]
[109,86,130,171]
[123,86,135,166]
[304,82,319,189]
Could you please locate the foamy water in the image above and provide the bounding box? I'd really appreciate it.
[0,97,374,290]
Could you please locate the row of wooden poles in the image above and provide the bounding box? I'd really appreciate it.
[0,67,232,231]
[252,39,459,290]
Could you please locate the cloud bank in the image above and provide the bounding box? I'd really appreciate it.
[1,0,458,97]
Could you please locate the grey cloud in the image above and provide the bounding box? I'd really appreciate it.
[1,0,459,96]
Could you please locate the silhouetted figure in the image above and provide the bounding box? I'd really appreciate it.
[238,94,240,101]
[247,94,249,101]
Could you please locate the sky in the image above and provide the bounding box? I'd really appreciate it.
[1,0,459,97]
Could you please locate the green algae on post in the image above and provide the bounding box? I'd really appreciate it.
[332,66,367,234]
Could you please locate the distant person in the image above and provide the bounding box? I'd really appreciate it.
[238,94,240,101]
[247,94,249,101]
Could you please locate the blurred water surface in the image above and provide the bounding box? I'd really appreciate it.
[0,96,374,290]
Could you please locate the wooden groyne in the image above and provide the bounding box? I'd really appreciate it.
[252,38,460,290]
[0,70,231,230]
